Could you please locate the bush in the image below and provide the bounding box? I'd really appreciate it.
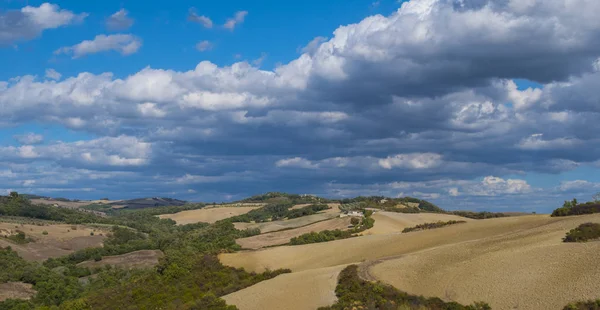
[552,203,600,217]
[5,230,34,244]
[402,220,466,233]
[563,300,600,310]
[563,223,600,242]
[42,231,48,235]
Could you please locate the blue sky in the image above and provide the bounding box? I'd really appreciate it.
[2,0,600,212]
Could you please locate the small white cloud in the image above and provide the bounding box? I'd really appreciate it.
[379,153,442,169]
[252,52,267,67]
[137,102,166,118]
[55,34,142,58]
[518,134,581,150]
[188,8,213,28]
[448,188,460,196]
[275,157,318,169]
[106,9,134,31]
[45,68,62,80]
[195,40,213,52]
[14,133,44,145]
[224,11,248,30]
[299,36,327,55]
[19,145,38,158]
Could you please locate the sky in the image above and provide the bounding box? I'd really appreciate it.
[1,0,600,212]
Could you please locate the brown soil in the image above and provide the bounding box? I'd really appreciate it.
[0,222,107,261]
[77,250,164,270]
[158,206,261,224]
[236,217,354,249]
[222,264,346,310]
[0,282,36,301]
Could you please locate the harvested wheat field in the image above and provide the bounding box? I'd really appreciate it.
[77,250,164,270]
[0,282,36,301]
[236,217,353,249]
[158,206,261,224]
[222,264,346,310]
[362,211,473,235]
[0,223,107,261]
[221,214,600,310]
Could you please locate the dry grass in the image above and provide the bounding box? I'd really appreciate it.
[362,211,473,235]
[222,264,346,310]
[77,250,164,270]
[0,222,107,261]
[0,282,35,301]
[236,217,354,249]
[221,214,600,310]
[158,206,261,225]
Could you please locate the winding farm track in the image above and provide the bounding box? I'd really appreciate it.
[220,213,600,309]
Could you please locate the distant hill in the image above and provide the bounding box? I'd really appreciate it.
[115,197,188,210]
[238,192,329,204]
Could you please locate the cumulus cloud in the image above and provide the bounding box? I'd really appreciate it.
[44,68,62,80]
[14,133,44,145]
[106,9,134,31]
[299,36,327,55]
[188,8,213,28]
[0,3,87,44]
[379,153,443,169]
[55,34,142,58]
[195,40,213,52]
[1,0,600,209]
[224,11,248,30]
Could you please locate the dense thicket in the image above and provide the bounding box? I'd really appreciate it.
[289,211,375,245]
[449,211,510,219]
[402,220,467,233]
[563,223,600,243]
[0,194,288,310]
[552,203,600,217]
[318,265,490,310]
[227,203,329,223]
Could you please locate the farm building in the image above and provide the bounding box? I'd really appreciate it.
[340,211,364,218]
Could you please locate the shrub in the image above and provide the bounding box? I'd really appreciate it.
[402,220,466,233]
[552,203,600,217]
[563,223,600,242]
[563,299,600,310]
[42,231,48,235]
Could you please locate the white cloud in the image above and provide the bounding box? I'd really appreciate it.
[45,68,62,80]
[14,133,44,145]
[275,157,318,169]
[106,9,134,31]
[195,40,213,52]
[137,102,167,118]
[0,3,87,44]
[55,34,142,58]
[299,36,327,55]
[188,9,213,28]
[517,134,581,150]
[379,153,443,169]
[224,11,248,30]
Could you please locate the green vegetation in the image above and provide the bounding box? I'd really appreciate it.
[228,203,329,223]
[289,211,375,245]
[449,211,510,219]
[402,220,467,233]
[239,192,328,204]
[318,265,490,310]
[0,193,290,310]
[339,196,444,213]
[563,223,600,243]
[552,202,600,217]
[4,230,34,244]
[563,300,600,310]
